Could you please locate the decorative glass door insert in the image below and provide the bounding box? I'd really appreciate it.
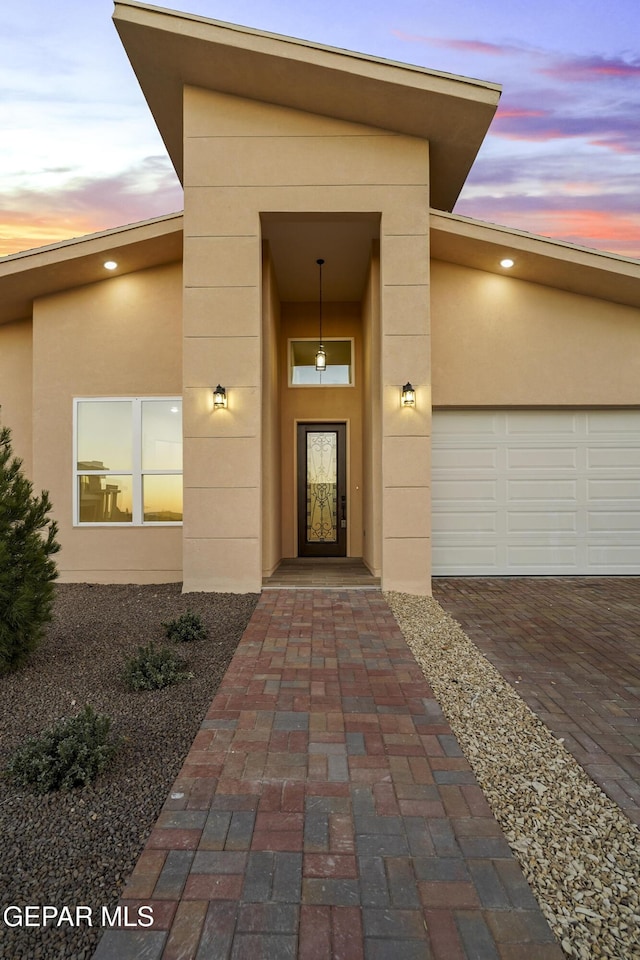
[297,423,347,557]
[306,432,337,543]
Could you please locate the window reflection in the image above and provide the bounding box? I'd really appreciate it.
[78,475,133,523]
[143,475,183,522]
[77,401,132,471]
[291,340,352,385]
[75,398,182,525]
[142,401,183,470]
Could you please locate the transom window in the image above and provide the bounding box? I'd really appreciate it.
[289,339,354,386]
[73,398,182,525]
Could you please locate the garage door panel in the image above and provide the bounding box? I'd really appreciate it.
[508,479,577,501]
[506,412,578,435]
[507,447,578,469]
[432,544,498,571]
[587,447,640,468]
[431,479,497,502]
[507,545,578,567]
[588,511,640,532]
[434,448,497,469]
[588,478,640,499]
[432,512,497,533]
[589,544,640,566]
[507,511,577,533]
[432,409,640,575]
[586,412,639,434]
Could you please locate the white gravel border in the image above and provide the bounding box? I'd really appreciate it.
[386,592,640,960]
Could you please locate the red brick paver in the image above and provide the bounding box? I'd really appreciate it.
[93,590,562,959]
[434,577,640,826]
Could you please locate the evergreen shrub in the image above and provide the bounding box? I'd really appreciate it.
[7,705,116,793]
[0,416,60,674]
[123,642,193,691]
[163,611,208,643]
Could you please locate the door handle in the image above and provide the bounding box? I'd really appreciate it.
[341,495,347,528]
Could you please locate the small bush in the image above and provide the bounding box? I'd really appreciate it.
[162,611,208,644]
[123,642,193,691]
[7,705,116,794]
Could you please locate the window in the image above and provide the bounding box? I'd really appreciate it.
[74,398,182,525]
[289,339,354,386]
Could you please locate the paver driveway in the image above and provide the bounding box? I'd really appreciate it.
[433,577,640,826]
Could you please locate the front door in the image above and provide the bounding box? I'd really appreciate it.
[297,422,347,557]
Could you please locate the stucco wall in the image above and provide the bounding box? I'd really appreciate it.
[182,85,431,593]
[362,245,382,577]
[0,319,33,474]
[262,244,282,577]
[31,263,183,582]
[431,260,640,406]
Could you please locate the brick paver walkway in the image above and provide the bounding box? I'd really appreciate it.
[434,577,640,826]
[94,589,562,960]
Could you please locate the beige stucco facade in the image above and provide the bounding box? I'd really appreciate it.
[0,2,639,592]
[29,263,183,583]
[431,260,640,407]
[180,85,432,593]
[0,319,32,473]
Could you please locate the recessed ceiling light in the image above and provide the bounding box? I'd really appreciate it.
[103,260,118,270]
[500,258,515,269]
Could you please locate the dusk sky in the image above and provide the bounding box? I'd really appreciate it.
[1,0,639,258]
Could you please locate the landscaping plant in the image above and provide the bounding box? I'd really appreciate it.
[7,705,116,793]
[163,610,208,643]
[0,415,60,674]
[123,641,193,690]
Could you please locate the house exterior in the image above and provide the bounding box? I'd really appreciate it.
[1,0,639,595]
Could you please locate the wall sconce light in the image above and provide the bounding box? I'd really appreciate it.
[402,382,416,407]
[213,384,227,409]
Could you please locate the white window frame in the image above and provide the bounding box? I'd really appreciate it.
[73,397,183,527]
[288,337,355,388]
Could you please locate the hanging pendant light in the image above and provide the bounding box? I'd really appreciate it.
[315,258,326,372]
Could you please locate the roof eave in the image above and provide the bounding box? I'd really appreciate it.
[430,210,640,309]
[113,1,500,211]
[0,214,183,325]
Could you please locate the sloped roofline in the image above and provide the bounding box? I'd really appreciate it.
[112,1,501,211]
[431,211,640,309]
[0,213,183,325]
[2,210,639,326]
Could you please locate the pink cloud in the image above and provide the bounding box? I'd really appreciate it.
[495,107,548,119]
[588,137,635,155]
[540,54,640,81]
[456,197,640,259]
[391,29,521,56]
[0,158,182,257]
[488,96,640,151]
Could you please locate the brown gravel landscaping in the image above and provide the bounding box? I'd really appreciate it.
[0,582,258,960]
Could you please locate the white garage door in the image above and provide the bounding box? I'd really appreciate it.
[432,410,640,575]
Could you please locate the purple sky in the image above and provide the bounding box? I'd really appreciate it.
[1,0,639,258]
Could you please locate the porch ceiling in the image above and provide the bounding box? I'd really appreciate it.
[261,215,379,302]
